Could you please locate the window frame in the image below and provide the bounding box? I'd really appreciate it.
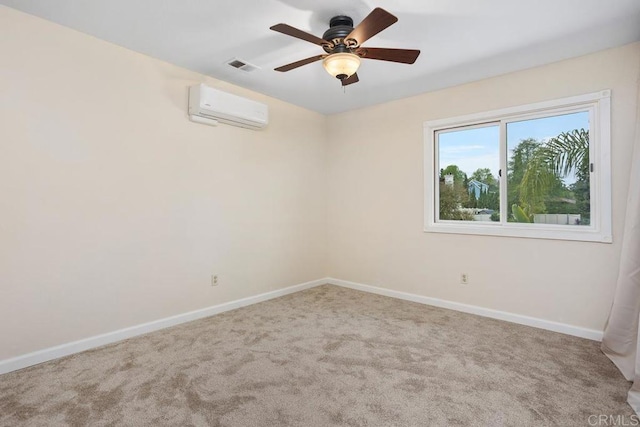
[424,90,612,243]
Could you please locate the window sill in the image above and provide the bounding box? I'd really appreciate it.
[424,221,612,243]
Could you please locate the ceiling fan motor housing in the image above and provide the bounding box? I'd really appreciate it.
[323,16,355,50]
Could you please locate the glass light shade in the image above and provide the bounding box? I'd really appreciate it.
[322,53,361,79]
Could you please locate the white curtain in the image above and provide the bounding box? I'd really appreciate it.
[601,71,640,413]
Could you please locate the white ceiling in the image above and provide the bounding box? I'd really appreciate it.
[3,0,640,114]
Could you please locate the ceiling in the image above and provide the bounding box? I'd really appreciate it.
[3,0,640,114]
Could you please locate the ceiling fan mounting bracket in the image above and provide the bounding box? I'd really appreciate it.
[322,15,354,48]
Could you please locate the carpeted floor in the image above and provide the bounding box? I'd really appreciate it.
[0,284,633,426]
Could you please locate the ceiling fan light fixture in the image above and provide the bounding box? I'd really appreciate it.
[322,52,360,80]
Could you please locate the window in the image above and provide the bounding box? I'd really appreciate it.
[424,91,611,242]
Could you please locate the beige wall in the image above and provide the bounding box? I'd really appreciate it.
[0,7,327,360]
[326,42,640,331]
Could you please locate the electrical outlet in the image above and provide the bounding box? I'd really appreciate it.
[460,273,469,284]
[211,275,218,286]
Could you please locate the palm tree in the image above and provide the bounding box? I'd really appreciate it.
[519,129,589,214]
[541,129,590,178]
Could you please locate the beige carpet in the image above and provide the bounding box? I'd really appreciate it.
[0,284,633,426]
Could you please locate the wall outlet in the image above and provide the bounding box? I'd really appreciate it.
[460,273,469,284]
[211,275,218,286]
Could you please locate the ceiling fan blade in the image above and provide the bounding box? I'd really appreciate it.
[274,55,326,72]
[342,73,359,86]
[345,8,398,46]
[270,23,330,47]
[356,47,420,64]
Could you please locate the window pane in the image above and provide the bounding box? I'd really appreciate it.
[437,124,500,222]
[506,111,590,226]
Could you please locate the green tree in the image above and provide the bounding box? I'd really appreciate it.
[508,138,548,214]
[439,182,474,220]
[520,129,590,223]
[542,129,589,179]
[542,129,590,223]
[508,138,570,218]
[439,164,472,220]
[464,190,478,208]
[477,189,499,211]
[512,204,533,223]
[570,179,590,224]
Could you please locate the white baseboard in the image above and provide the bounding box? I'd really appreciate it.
[326,278,604,341]
[0,278,329,375]
[0,276,603,375]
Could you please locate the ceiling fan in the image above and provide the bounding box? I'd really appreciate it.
[270,8,420,86]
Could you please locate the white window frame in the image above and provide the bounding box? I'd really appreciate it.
[424,90,612,243]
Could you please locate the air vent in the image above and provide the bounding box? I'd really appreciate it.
[226,58,260,72]
[228,59,245,68]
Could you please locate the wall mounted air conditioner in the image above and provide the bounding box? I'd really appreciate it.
[188,84,268,130]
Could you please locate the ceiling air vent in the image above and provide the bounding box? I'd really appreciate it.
[226,58,260,72]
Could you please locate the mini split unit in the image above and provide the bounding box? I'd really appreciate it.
[188,84,269,130]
